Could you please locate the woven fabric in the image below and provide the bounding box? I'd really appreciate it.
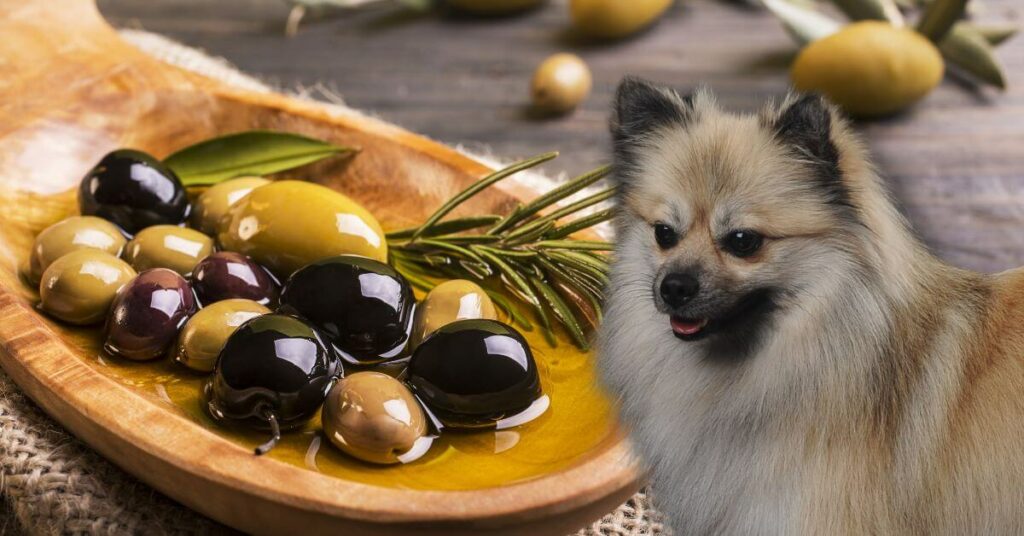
[0,29,668,535]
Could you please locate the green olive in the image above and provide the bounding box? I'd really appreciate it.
[570,0,672,39]
[218,180,387,278]
[123,225,214,276]
[530,53,592,114]
[27,216,127,285]
[322,371,429,465]
[190,176,270,235]
[39,249,136,325]
[411,279,497,347]
[173,299,271,372]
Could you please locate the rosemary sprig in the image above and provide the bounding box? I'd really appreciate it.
[387,154,614,350]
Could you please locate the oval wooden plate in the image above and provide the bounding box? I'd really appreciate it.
[0,1,641,534]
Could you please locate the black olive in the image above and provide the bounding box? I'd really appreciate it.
[407,319,543,429]
[104,268,197,361]
[79,149,190,235]
[278,255,415,365]
[191,251,280,306]
[204,313,340,455]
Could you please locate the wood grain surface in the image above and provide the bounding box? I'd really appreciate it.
[99,0,1024,274]
[0,1,639,533]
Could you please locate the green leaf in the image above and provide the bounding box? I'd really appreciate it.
[966,23,1019,46]
[917,0,967,43]
[762,0,842,45]
[164,130,353,186]
[941,23,1008,89]
[828,0,904,24]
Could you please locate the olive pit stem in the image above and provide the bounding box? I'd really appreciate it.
[254,409,282,455]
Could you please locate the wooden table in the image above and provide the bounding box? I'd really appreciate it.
[99,0,1023,273]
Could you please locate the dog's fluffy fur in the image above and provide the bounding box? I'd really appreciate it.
[597,77,1024,534]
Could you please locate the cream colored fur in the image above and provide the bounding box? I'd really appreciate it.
[598,86,1024,535]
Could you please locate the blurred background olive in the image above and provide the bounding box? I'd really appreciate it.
[411,279,496,348]
[190,251,279,306]
[190,176,269,235]
[791,21,944,118]
[78,149,190,235]
[123,225,214,276]
[569,0,672,39]
[530,53,592,114]
[173,299,270,373]
[104,268,198,361]
[322,371,429,465]
[218,180,387,278]
[38,249,136,325]
[27,216,127,285]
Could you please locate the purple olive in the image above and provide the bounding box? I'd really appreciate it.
[104,268,198,361]
[191,252,279,306]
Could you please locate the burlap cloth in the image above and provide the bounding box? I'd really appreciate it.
[0,29,669,535]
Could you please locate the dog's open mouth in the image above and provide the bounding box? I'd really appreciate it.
[666,288,780,346]
[670,316,709,341]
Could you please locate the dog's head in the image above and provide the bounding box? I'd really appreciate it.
[609,78,867,358]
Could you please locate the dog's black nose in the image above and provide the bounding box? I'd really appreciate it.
[660,273,699,307]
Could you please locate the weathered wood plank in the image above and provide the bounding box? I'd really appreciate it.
[99,0,1024,272]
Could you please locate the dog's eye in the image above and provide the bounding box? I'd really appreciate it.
[722,230,763,257]
[653,223,678,249]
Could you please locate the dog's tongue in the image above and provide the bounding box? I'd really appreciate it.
[671,317,708,336]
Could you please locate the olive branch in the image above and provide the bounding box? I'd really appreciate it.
[386,152,615,350]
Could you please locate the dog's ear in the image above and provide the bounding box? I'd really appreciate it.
[772,94,846,205]
[610,77,693,190]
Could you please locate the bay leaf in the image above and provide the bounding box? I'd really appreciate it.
[762,0,842,46]
[164,130,353,186]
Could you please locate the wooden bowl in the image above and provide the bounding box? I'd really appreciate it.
[0,1,641,534]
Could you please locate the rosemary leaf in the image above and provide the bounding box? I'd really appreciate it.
[503,220,557,245]
[486,290,534,331]
[535,240,614,251]
[500,187,616,243]
[391,260,438,292]
[544,208,617,240]
[553,279,602,330]
[417,238,489,265]
[531,276,589,350]
[476,249,542,307]
[475,245,538,259]
[457,259,494,279]
[386,215,502,239]
[544,251,610,284]
[490,165,611,234]
[410,152,557,241]
[435,235,501,244]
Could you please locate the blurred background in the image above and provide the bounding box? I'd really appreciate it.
[98,0,1023,271]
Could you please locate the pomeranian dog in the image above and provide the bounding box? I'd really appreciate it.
[597,77,1024,534]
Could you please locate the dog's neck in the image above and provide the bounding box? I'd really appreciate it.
[746,164,990,439]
